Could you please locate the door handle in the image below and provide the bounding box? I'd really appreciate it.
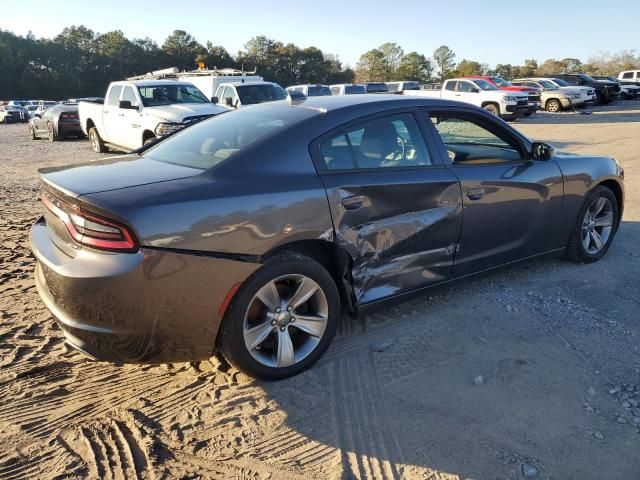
[341,195,367,210]
[466,188,485,200]
[117,113,125,117]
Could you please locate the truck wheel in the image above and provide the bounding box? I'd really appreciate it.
[483,104,500,116]
[89,127,107,153]
[546,99,562,113]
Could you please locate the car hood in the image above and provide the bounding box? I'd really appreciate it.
[39,154,204,197]
[143,103,228,123]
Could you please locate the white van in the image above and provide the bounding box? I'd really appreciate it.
[618,71,640,84]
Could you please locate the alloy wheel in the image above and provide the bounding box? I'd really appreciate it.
[47,123,54,141]
[581,197,613,255]
[243,274,328,369]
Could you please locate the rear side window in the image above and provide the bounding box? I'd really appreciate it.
[319,113,432,170]
[457,81,475,92]
[144,106,315,170]
[107,85,123,106]
[444,81,456,91]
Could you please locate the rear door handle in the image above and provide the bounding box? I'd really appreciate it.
[466,188,485,200]
[341,195,367,210]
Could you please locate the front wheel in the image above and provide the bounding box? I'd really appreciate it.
[483,103,500,116]
[218,252,340,380]
[566,186,619,263]
[546,99,562,113]
[28,124,38,140]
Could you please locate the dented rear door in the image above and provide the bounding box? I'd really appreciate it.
[312,110,463,305]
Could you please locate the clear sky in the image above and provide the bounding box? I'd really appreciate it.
[2,0,638,68]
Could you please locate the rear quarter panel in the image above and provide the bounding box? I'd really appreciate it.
[78,100,105,135]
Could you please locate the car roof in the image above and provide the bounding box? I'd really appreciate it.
[112,80,195,87]
[230,81,279,87]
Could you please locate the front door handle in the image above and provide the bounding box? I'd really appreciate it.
[466,188,485,200]
[341,195,367,210]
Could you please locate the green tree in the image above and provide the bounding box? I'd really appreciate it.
[162,30,206,70]
[379,42,404,77]
[456,59,483,77]
[433,45,456,81]
[205,43,235,69]
[493,64,513,79]
[396,52,432,82]
[355,48,388,82]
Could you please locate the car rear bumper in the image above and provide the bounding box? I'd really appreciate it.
[30,216,260,363]
[59,121,83,137]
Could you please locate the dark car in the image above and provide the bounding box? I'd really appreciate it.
[31,96,624,379]
[28,104,83,141]
[548,73,620,104]
[592,76,639,100]
[0,105,29,123]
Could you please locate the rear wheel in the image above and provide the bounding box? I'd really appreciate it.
[483,103,500,116]
[218,252,340,380]
[28,124,38,140]
[566,186,618,263]
[47,122,58,142]
[88,127,107,153]
[546,99,562,113]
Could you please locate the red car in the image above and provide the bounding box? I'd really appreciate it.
[466,76,541,116]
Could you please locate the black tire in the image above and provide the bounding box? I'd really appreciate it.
[28,124,38,140]
[566,186,619,264]
[88,127,107,153]
[545,98,562,113]
[47,122,58,142]
[218,252,340,380]
[483,103,500,116]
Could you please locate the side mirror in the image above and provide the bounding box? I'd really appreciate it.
[211,96,218,104]
[34,113,42,118]
[470,87,480,93]
[532,141,554,161]
[119,100,136,110]
[233,98,240,108]
[224,97,234,107]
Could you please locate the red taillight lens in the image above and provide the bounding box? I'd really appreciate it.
[60,113,78,119]
[41,191,137,252]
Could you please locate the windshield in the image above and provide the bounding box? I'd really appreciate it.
[552,78,569,87]
[236,84,287,105]
[492,77,512,87]
[539,80,558,89]
[345,85,366,94]
[138,84,209,107]
[142,104,315,170]
[307,85,332,96]
[577,74,597,83]
[473,79,498,91]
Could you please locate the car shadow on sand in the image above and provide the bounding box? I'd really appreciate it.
[241,220,640,479]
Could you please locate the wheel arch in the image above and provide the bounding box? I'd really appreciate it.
[597,179,624,230]
[85,118,95,131]
[263,239,357,316]
[142,130,156,143]
[480,101,499,110]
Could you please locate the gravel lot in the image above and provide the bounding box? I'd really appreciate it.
[1,103,639,479]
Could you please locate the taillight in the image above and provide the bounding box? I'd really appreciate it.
[60,113,78,119]
[41,190,137,252]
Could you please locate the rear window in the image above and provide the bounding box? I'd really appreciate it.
[366,83,388,93]
[236,84,287,105]
[307,86,332,96]
[107,86,123,106]
[345,85,366,94]
[142,104,315,170]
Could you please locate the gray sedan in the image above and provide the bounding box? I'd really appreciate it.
[30,95,624,379]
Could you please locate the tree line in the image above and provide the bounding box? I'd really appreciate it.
[1,26,639,100]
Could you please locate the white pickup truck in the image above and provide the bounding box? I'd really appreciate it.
[403,78,529,120]
[212,81,288,109]
[79,80,227,153]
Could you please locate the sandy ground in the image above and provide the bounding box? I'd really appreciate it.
[1,103,639,480]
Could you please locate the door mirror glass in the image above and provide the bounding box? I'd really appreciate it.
[531,142,554,161]
[211,96,218,104]
[470,87,480,93]
[118,100,135,110]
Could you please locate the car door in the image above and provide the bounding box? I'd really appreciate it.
[118,86,143,149]
[452,80,482,107]
[102,84,123,143]
[423,107,565,277]
[312,110,463,305]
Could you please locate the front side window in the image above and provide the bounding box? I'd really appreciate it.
[107,85,123,106]
[429,113,522,164]
[492,77,511,87]
[138,84,209,107]
[320,113,432,170]
[473,79,498,91]
[457,81,475,93]
[121,86,139,106]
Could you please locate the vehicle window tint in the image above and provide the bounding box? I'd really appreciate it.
[223,86,235,104]
[429,113,522,164]
[444,81,456,91]
[457,81,474,93]
[320,134,355,169]
[107,85,123,106]
[121,87,138,106]
[320,113,432,170]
